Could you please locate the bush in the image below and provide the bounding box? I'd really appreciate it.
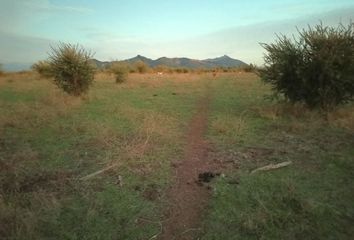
[31,60,53,78]
[260,22,354,110]
[134,60,149,73]
[48,43,95,96]
[110,61,129,83]
[242,64,256,73]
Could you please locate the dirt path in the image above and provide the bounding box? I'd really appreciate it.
[159,87,219,240]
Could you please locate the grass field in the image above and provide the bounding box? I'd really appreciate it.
[1,71,353,239]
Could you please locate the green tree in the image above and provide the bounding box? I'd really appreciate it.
[260,22,354,110]
[49,43,95,96]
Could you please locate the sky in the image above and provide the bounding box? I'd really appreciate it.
[0,0,353,69]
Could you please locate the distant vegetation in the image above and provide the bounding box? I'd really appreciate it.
[25,54,254,85]
[48,43,95,96]
[31,60,52,78]
[260,22,354,111]
[110,61,129,83]
[91,55,248,71]
[0,64,3,75]
[134,60,149,74]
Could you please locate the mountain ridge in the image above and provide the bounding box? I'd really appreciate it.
[2,55,248,72]
[93,55,247,69]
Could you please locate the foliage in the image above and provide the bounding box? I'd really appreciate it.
[202,77,354,240]
[242,63,256,73]
[110,61,129,83]
[154,64,169,73]
[175,68,189,73]
[134,60,149,73]
[260,22,354,110]
[31,60,53,78]
[48,43,95,96]
[0,64,3,75]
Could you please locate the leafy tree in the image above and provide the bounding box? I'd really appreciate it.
[260,22,354,110]
[49,43,95,96]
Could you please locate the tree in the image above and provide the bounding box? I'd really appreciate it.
[48,43,95,96]
[260,22,354,110]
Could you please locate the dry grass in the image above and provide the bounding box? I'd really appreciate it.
[211,113,247,137]
[327,107,354,131]
[94,72,234,88]
[253,102,354,131]
[0,91,82,131]
[0,71,85,131]
[0,71,45,89]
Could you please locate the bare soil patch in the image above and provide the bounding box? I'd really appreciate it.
[159,90,220,240]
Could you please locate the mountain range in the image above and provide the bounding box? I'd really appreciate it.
[92,55,247,69]
[2,55,247,72]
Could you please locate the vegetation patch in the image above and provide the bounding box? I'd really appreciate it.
[202,75,354,240]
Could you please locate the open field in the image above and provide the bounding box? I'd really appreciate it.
[1,72,353,239]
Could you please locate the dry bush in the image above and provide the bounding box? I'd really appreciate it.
[110,61,129,83]
[31,60,53,78]
[49,43,95,96]
[134,60,149,73]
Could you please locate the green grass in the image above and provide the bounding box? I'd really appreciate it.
[202,75,354,239]
[0,73,205,239]
[1,72,353,239]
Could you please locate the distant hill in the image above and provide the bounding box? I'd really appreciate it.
[203,55,247,68]
[2,55,247,72]
[92,55,247,69]
[90,59,111,69]
[2,63,33,72]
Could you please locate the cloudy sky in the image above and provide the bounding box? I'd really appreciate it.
[0,0,353,68]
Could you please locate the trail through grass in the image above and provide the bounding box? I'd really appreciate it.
[1,72,353,239]
[0,72,207,239]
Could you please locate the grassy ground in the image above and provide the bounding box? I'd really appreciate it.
[202,74,354,239]
[1,71,353,239]
[0,72,208,239]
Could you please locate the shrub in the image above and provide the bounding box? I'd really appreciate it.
[31,60,53,78]
[260,22,354,110]
[154,64,168,73]
[134,60,149,73]
[110,61,129,83]
[242,64,256,73]
[48,43,95,96]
